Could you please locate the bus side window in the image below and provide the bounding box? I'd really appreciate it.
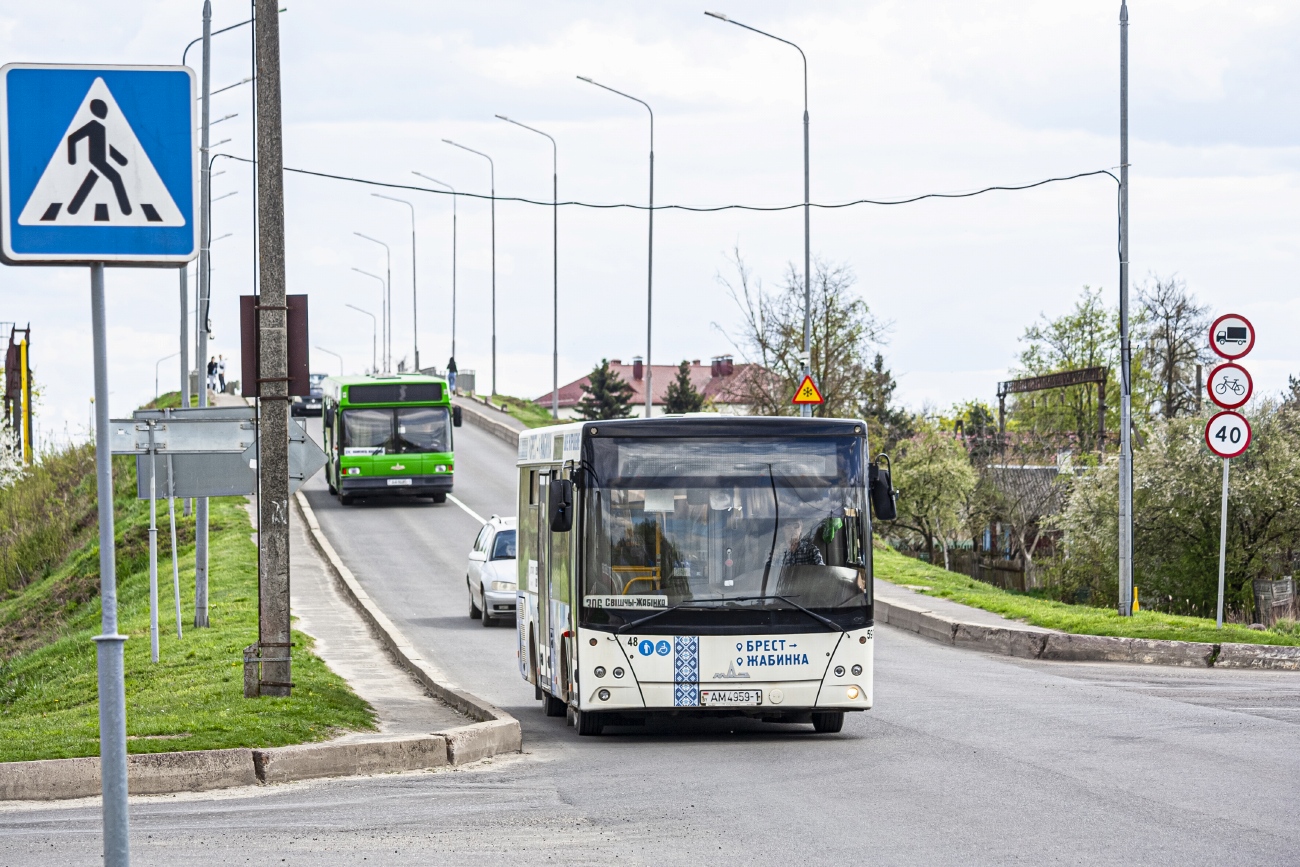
[529,470,539,506]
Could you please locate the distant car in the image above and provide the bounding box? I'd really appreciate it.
[467,516,517,626]
[292,372,327,417]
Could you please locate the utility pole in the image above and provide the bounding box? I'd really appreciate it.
[194,0,213,627]
[1117,0,1134,616]
[180,267,189,408]
[443,140,495,394]
[254,0,292,697]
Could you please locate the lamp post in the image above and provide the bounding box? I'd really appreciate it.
[443,140,496,396]
[351,267,384,369]
[577,76,655,418]
[155,351,180,400]
[412,172,457,359]
[496,115,559,419]
[344,304,378,374]
[371,194,419,371]
[314,345,344,376]
[1117,0,1133,616]
[705,10,813,417]
[355,232,392,371]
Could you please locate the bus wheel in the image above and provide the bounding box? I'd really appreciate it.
[544,693,566,717]
[327,480,337,495]
[811,711,845,734]
[339,494,355,506]
[575,710,605,736]
[431,492,447,504]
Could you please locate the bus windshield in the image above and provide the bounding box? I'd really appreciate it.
[580,436,870,632]
[342,406,451,455]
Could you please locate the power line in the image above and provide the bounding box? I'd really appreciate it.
[213,154,1116,213]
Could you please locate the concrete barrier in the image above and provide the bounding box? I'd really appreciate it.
[254,737,447,784]
[456,398,522,449]
[0,749,258,802]
[1214,642,1300,671]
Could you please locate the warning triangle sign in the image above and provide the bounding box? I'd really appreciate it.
[792,375,823,405]
[18,77,185,227]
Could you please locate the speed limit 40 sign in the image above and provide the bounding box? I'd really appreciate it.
[1205,410,1251,458]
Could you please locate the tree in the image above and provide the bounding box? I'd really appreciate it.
[1139,275,1210,420]
[887,425,978,570]
[718,248,885,418]
[1011,285,1151,456]
[575,359,635,420]
[861,353,914,452]
[663,360,705,414]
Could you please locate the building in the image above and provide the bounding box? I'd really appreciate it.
[536,355,765,418]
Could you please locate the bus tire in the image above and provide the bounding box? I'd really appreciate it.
[575,710,605,736]
[339,494,355,506]
[544,692,566,717]
[811,711,845,734]
[468,580,481,619]
[431,492,447,504]
[327,479,337,495]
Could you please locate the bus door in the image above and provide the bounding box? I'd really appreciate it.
[536,470,553,694]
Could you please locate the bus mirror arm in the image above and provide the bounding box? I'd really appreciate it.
[452,406,463,427]
[869,454,898,522]
[550,479,574,532]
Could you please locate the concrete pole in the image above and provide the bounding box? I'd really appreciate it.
[1117,0,1134,616]
[180,267,189,408]
[194,0,212,627]
[90,262,131,866]
[255,0,292,697]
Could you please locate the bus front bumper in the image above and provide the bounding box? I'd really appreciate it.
[339,474,453,496]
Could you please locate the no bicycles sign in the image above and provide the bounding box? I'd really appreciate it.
[1207,361,1252,411]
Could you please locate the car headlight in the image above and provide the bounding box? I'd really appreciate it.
[490,580,516,591]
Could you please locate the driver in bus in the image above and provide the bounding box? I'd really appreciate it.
[781,520,825,567]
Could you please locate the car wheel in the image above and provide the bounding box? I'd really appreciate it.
[468,579,481,619]
[480,587,494,626]
[544,692,567,717]
[575,710,605,736]
[811,711,845,734]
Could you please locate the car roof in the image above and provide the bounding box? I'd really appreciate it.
[485,515,516,530]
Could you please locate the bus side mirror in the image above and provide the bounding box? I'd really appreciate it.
[869,459,897,522]
[550,478,574,532]
[452,406,463,427]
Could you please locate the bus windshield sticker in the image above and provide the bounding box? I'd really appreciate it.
[584,595,669,610]
[344,447,384,456]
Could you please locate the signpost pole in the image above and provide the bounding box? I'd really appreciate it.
[1117,0,1134,617]
[147,420,159,663]
[90,262,131,867]
[255,0,293,697]
[167,450,182,638]
[194,0,213,628]
[1216,457,1229,628]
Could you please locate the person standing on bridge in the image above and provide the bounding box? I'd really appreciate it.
[446,356,458,394]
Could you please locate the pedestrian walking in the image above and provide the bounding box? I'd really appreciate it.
[447,356,458,394]
[217,355,227,393]
[206,357,217,393]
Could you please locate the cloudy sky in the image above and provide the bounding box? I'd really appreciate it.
[1,0,1297,443]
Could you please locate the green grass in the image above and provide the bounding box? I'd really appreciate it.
[483,393,565,429]
[0,453,375,762]
[873,545,1300,647]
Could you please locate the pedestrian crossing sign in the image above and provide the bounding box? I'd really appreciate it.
[792,374,823,405]
[0,64,197,265]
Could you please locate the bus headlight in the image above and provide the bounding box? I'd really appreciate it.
[490,581,516,591]
[851,664,862,676]
[594,666,606,678]
[846,686,860,700]
[834,665,845,677]
[435,465,448,473]
[612,667,625,679]
[598,689,611,701]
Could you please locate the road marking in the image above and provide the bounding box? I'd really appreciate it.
[447,493,486,525]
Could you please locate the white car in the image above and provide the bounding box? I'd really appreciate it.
[467,515,517,626]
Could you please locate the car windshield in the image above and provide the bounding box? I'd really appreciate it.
[342,406,451,455]
[580,436,870,631]
[491,530,517,560]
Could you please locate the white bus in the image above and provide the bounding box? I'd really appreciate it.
[515,415,896,736]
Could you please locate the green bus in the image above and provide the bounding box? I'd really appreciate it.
[322,373,463,505]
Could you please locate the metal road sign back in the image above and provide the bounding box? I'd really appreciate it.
[0,64,197,265]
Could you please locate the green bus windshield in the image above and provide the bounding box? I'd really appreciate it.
[342,406,450,455]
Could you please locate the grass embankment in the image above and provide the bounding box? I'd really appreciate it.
[873,545,1300,647]
[482,393,564,429]
[0,443,374,763]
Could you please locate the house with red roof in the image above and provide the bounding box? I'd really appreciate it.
[535,355,767,418]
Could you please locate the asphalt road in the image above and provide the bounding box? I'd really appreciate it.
[3,417,1299,866]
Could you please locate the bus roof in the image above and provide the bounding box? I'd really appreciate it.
[324,372,447,388]
[324,372,451,405]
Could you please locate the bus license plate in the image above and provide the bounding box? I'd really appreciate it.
[699,689,762,707]
[386,478,413,486]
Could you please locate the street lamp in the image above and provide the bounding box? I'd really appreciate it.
[443,139,497,396]
[412,172,458,360]
[577,76,655,418]
[496,114,559,419]
[705,10,814,417]
[155,351,180,400]
[371,194,420,371]
[344,304,377,374]
[351,269,386,372]
[354,233,391,370]
[314,346,344,376]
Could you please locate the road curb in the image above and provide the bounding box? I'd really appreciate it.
[253,736,448,784]
[876,593,1298,670]
[0,749,257,802]
[294,492,523,759]
[455,397,522,449]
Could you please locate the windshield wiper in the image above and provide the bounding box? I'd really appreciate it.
[615,600,722,634]
[715,594,843,632]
